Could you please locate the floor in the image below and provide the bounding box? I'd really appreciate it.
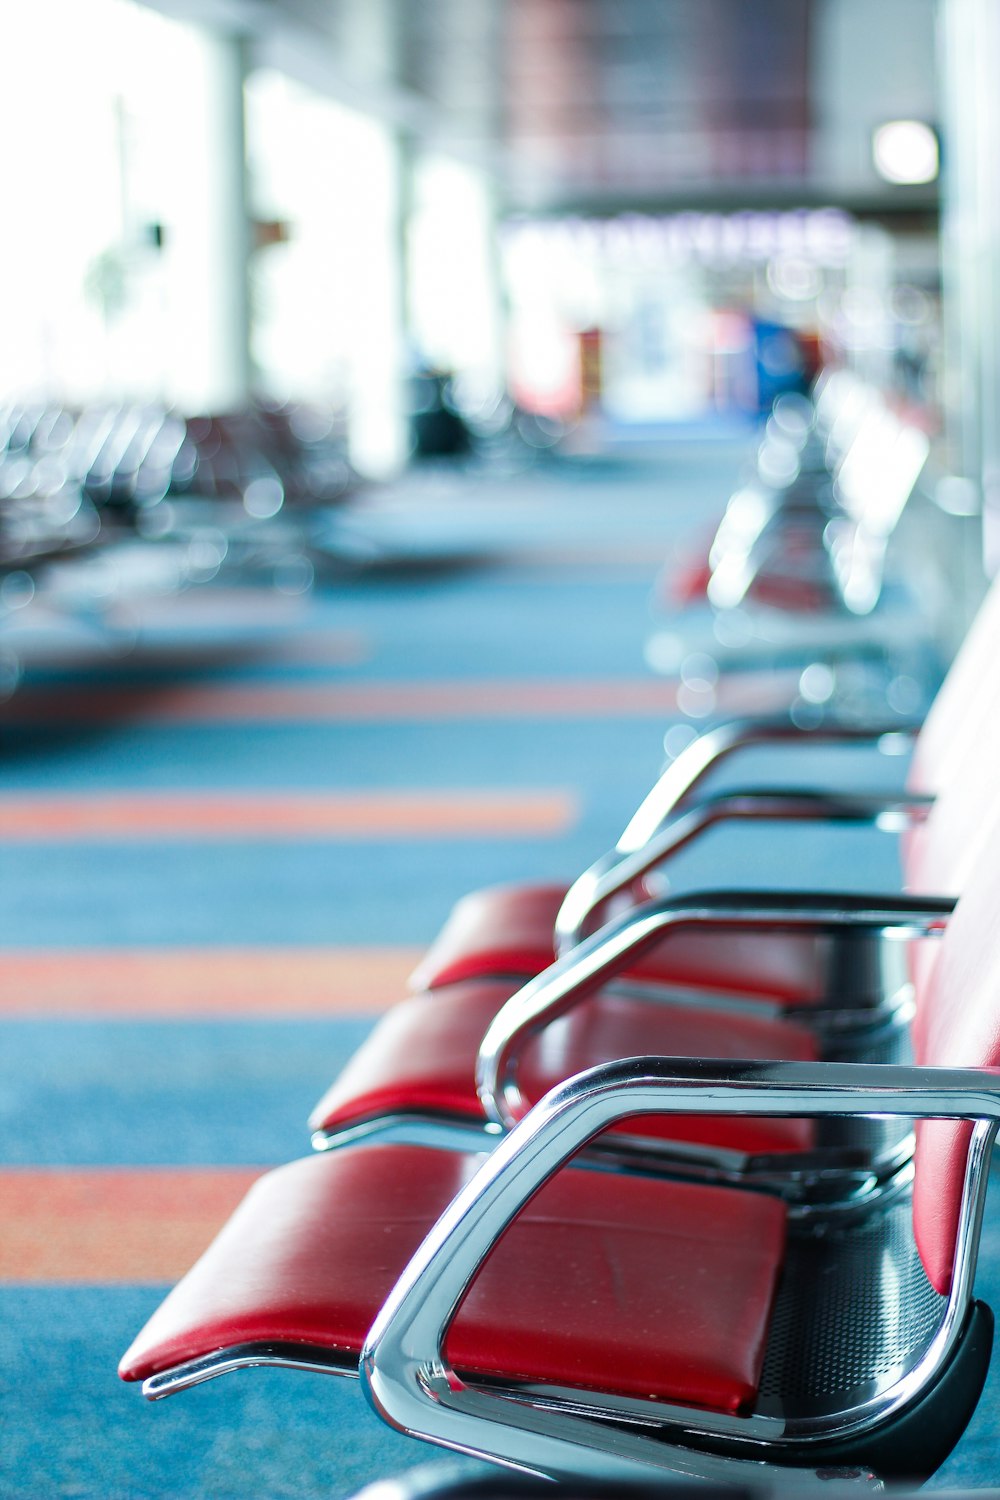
[1,440,997,1497]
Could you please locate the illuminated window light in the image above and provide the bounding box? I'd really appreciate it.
[872,120,939,185]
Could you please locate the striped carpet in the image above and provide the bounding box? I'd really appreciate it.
[1,446,995,1497]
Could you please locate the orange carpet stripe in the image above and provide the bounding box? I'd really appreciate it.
[2,679,674,723]
[0,673,798,724]
[0,1168,265,1282]
[0,789,576,840]
[0,948,423,1015]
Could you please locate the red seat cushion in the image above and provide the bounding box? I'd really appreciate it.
[410,885,566,989]
[411,883,832,1006]
[119,1143,787,1414]
[310,979,818,1155]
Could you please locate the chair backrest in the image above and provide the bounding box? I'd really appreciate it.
[907,569,1000,800]
[903,571,1000,898]
[911,817,1000,1294]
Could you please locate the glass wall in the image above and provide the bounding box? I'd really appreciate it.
[0,0,248,410]
[501,209,939,427]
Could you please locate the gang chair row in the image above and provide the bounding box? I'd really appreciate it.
[0,398,358,599]
[120,567,1000,1488]
[697,371,929,619]
[0,399,355,527]
[650,372,935,717]
[118,841,998,1485]
[0,398,362,701]
[304,567,1000,1205]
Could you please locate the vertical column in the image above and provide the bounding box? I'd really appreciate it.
[406,153,508,398]
[345,118,409,478]
[164,28,252,412]
[938,0,980,489]
[214,32,255,410]
[939,0,1000,577]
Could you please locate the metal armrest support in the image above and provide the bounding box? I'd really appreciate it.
[362,1055,997,1487]
[618,719,922,850]
[486,890,954,1128]
[555,787,932,952]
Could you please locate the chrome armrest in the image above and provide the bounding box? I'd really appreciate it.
[363,1055,995,1486]
[555,787,932,952]
[483,890,954,1128]
[618,717,922,849]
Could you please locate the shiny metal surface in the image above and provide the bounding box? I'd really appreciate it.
[554,788,933,952]
[362,1056,997,1484]
[309,1102,913,1210]
[613,719,921,856]
[143,1341,356,1399]
[311,1114,502,1156]
[480,891,953,1130]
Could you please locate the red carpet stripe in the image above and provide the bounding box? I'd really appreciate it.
[2,679,673,723]
[0,789,576,840]
[0,1168,264,1282]
[0,673,799,724]
[0,948,423,1015]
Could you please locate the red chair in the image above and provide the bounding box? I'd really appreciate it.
[120,835,1000,1486]
[310,890,949,1200]
[410,570,1000,1011]
[306,584,1000,1195]
[303,581,1000,1199]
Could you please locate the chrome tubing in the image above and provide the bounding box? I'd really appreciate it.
[363,1056,997,1487]
[482,891,954,1130]
[555,789,933,953]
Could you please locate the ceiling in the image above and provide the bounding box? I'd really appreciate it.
[150,0,941,217]
[402,0,811,199]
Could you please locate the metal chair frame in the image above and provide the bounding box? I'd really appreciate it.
[553,718,928,964]
[315,892,952,1206]
[361,1053,997,1488]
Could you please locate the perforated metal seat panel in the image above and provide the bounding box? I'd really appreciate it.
[757,1197,946,1419]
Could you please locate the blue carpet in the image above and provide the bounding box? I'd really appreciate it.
[0,823,903,951]
[0,1020,372,1166]
[1,443,995,1496]
[0,1288,431,1500]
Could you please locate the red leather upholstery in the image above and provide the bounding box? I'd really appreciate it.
[745,570,835,614]
[667,554,713,608]
[911,833,1000,1296]
[411,883,832,1005]
[310,978,818,1154]
[119,1143,787,1414]
[409,885,566,989]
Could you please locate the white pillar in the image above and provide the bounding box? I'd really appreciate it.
[406,153,507,396]
[162,28,252,411]
[344,120,409,478]
[939,0,1000,576]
